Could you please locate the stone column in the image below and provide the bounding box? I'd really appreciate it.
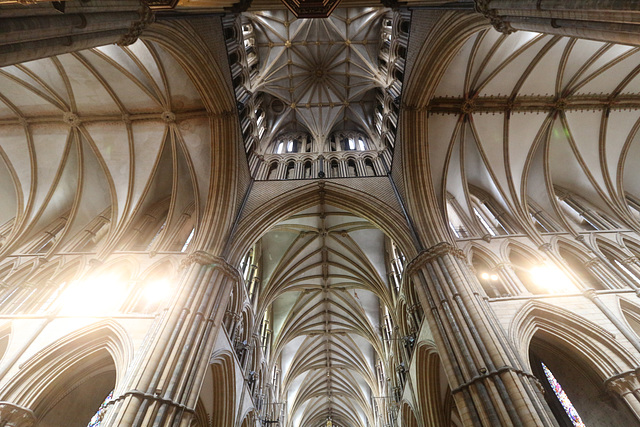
[606,370,640,419]
[101,251,238,427]
[0,402,36,427]
[475,0,640,46]
[407,242,555,426]
[0,0,164,67]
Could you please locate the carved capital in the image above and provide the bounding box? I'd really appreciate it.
[538,243,552,252]
[405,242,465,278]
[117,4,155,46]
[606,371,640,396]
[0,402,36,427]
[583,257,601,268]
[181,251,242,282]
[474,0,516,35]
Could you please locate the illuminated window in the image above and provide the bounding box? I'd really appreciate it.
[181,228,195,252]
[541,362,585,427]
[87,390,113,427]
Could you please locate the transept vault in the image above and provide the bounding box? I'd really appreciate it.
[1,2,640,427]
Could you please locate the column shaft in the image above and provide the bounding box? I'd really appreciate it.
[102,252,237,427]
[408,243,555,426]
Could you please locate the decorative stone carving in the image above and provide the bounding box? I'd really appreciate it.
[606,371,640,397]
[181,251,242,282]
[62,112,81,127]
[405,242,466,278]
[475,0,516,35]
[117,4,155,46]
[0,402,37,427]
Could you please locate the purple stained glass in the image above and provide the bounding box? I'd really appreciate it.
[541,362,586,427]
[87,390,113,427]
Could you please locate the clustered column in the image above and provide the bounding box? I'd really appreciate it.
[101,251,238,427]
[407,242,554,426]
[475,0,640,46]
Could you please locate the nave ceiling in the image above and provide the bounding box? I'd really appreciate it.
[426,29,640,237]
[256,205,398,427]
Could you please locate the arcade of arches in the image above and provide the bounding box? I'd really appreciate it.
[1,1,640,426]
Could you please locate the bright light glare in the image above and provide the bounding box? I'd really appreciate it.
[143,279,172,304]
[490,274,499,281]
[481,272,490,280]
[530,265,577,294]
[60,274,128,315]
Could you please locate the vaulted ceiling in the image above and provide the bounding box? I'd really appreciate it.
[257,205,395,427]
[0,41,210,257]
[242,7,389,153]
[427,29,640,234]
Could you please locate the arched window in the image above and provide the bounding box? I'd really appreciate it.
[598,243,640,288]
[388,241,405,292]
[446,197,471,238]
[330,160,339,178]
[286,162,295,179]
[364,159,375,176]
[304,161,312,179]
[267,162,278,180]
[347,159,357,177]
[509,249,544,294]
[529,337,636,426]
[469,189,515,236]
[472,252,506,298]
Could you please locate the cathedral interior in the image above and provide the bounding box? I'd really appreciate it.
[1,1,640,426]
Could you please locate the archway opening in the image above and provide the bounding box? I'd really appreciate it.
[529,335,636,426]
[36,349,116,427]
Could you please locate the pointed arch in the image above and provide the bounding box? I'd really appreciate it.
[226,181,417,267]
[210,350,236,427]
[0,320,131,421]
[510,300,639,378]
[414,342,449,427]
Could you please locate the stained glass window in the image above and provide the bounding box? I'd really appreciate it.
[541,362,585,427]
[87,390,113,427]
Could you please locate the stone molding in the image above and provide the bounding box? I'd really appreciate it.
[181,250,242,282]
[474,0,516,34]
[405,242,465,278]
[117,3,155,46]
[605,370,640,396]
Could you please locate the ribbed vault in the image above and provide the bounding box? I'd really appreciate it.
[248,8,386,152]
[256,204,396,427]
[0,39,215,257]
[426,28,640,236]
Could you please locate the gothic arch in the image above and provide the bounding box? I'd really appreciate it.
[414,342,449,427]
[400,401,420,427]
[238,409,258,427]
[0,320,131,420]
[510,300,639,378]
[225,181,418,267]
[210,350,236,427]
